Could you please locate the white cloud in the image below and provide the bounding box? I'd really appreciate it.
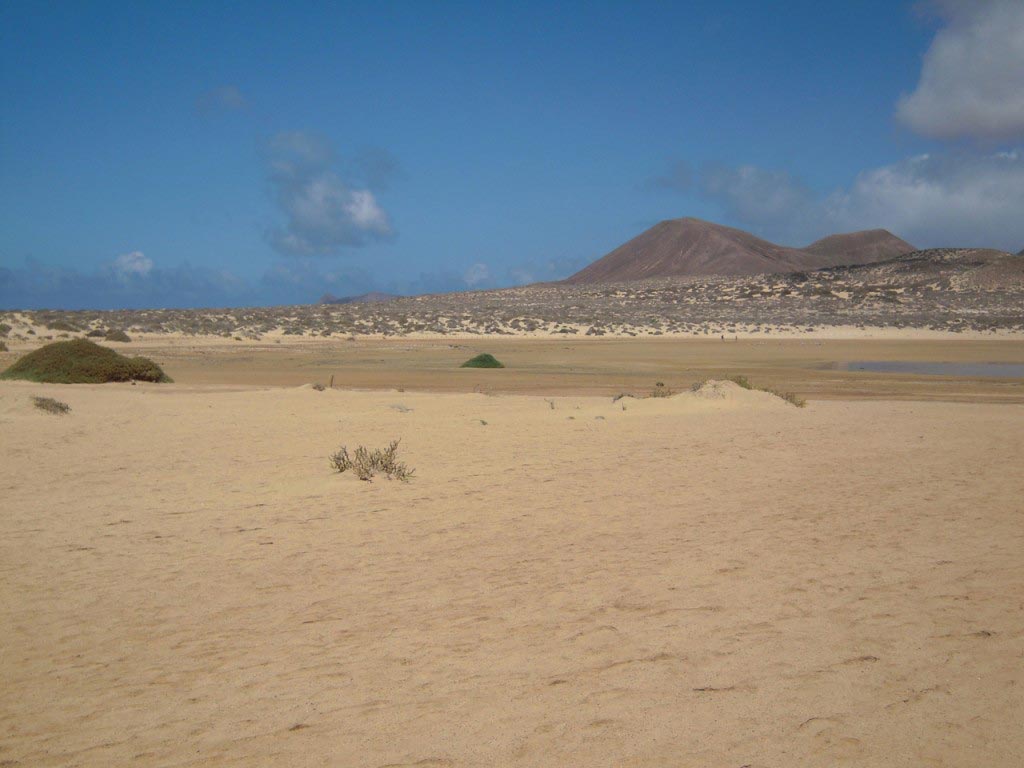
[698,150,1024,251]
[265,131,394,256]
[827,150,1024,249]
[111,251,154,279]
[463,262,491,287]
[898,0,1024,139]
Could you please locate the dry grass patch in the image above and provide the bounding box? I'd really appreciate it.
[703,375,806,407]
[32,396,71,415]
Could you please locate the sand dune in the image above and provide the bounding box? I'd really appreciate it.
[2,380,1022,766]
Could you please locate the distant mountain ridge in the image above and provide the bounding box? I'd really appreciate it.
[318,291,399,305]
[565,218,916,284]
[804,229,916,264]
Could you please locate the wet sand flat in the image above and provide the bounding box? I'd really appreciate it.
[109,335,1024,402]
[1,380,1022,766]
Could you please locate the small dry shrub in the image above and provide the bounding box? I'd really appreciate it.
[312,383,326,391]
[726,375,753,390]
[330,439,414,482]
[768,389,807,408]
[650,381,673,397]
[32,396,71,415]
[0,341,7,352]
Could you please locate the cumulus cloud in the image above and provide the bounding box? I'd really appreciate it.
[265,131,394,256]
[462,262,491,288]
[110,251,153,279]
[196,85,247,114]
[898,0,1024,139]
[827,150,1024,249]
[697,150,1024,251]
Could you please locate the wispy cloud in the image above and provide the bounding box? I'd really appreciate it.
[0,255,250,310]
[196,85,247,114]
[898,1,1024,140]
[644,160,692,193]
[700,165,819,244]
[462,262,491,288]
[264,131,394,256]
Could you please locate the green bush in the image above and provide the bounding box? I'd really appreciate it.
[86,329,107,337]
[0,322,11,337]
[104,329,131,342]
[0,339,171,384]
[0,341,7,353]
[460,353,504,369]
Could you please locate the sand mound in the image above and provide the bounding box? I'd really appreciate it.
[691,379,761,400]
[602,380,794,416]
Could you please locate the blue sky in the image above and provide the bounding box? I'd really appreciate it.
[2,0,1023,309]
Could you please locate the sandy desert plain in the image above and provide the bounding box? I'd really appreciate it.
[2,299,1024,767]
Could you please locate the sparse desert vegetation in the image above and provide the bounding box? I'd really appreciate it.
[0,339,171,384]
[2,249,1021,341]
[31,395,71,414]
[329,439,415,481]
[722,375,806,407]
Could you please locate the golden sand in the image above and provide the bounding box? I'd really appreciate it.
[1,365,1022,766]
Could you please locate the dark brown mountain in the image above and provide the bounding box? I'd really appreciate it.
[564,218,916,284]
[803,229,916,265]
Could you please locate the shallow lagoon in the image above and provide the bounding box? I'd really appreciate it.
[847,361,1024,378]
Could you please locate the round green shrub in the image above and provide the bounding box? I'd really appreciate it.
[104,329,132,342]
[0,339,171,384]
[460,353,504,369]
